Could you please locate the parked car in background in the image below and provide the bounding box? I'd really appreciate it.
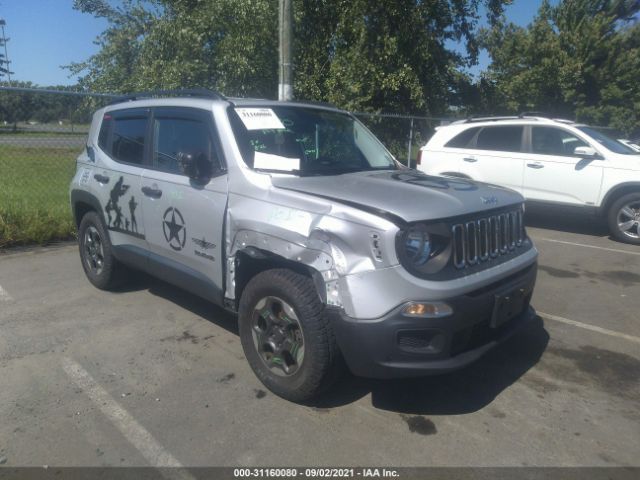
[417,115,640,245]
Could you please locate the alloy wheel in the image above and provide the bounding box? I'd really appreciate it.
[83,225,105,275]
[251,296,305,377]
[616,201,640,240]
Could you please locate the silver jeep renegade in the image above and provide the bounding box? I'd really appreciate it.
[70,90,538,401]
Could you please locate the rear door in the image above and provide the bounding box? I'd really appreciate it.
[457,125,525,194]
[92,109,148,252]
[139,107,228,302]
[522,126,604,205]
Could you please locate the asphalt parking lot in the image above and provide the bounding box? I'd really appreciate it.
[0,209,639,468]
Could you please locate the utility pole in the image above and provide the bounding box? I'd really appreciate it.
[278,0,292,101]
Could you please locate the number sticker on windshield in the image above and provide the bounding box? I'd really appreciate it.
[235,108,285,130]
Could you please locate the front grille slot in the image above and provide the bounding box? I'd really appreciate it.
[452,208,525,269]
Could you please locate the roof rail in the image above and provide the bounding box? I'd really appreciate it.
[462,116,522,123]
[108,88,226,105]
[518,111,550,118]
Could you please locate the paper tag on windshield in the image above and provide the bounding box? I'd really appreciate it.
[235,108,285,130]
[254,151,300,171]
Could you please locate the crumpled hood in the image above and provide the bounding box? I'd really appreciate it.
[271,170,523,224]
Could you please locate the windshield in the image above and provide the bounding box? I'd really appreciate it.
[229,106,397,175]
[578,126,638,155]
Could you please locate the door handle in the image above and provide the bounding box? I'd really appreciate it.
[463,157,477,163]
[141,186,163,199]
[527,163,544,169]
[93,174,109,184]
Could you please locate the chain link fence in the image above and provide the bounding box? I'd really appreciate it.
[0,86,117,246]
[0,86,450,247]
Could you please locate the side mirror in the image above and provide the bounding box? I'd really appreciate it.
[177,151,212,183]
[574,146,600,158]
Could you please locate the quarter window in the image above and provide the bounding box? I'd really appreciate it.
[98,114,112,153]
[111,116,147,165]
[475,126,523,152]
[152,115,215,175]
[531,127,588,156]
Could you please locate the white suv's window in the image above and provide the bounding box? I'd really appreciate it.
[444,127,481,148]
[531,126,588,156]
[475,126,523,152]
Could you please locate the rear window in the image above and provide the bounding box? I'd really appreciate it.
[111,116,148,165]
[475,126,523,153]
[444,127,480,148]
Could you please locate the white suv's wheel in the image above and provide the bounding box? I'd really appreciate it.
[608,193,640,245]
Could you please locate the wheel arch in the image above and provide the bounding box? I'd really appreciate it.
[71,190,105,228]
[233,247,326,312]
[600,183,640,216]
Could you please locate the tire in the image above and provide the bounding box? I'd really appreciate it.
[78,211,127,289]
[607,192,640,245]
[238,269,343,402]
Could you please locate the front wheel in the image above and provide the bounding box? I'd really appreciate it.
[238,269,342,402]
[607,193,640,245]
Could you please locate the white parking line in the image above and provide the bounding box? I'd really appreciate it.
[536,238,640,256]
[539,311,640,345]
[0,285,13,302]
[62,357,195,479]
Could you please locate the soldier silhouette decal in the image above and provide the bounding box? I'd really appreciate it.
[104,176,144,239]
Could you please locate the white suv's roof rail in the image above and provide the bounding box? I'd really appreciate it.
[450,113,576,126]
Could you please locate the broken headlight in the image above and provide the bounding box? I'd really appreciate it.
[396,223,451,276]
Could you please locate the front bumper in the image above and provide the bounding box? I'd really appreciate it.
[328,262,537,378]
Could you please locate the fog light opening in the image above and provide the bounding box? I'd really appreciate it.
[401,302,453,318]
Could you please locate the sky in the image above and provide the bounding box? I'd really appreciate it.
[0,0,554,87]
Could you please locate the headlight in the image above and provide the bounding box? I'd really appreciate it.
[404,225,432,266]
[396,223,451,277]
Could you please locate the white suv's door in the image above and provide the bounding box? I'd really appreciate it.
[456,125,525,194]
[140,107,228,302]
[522,126,604,205]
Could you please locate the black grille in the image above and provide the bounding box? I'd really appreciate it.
[452,208,525,269]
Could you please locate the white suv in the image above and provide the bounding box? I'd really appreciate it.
[418,116,640,244]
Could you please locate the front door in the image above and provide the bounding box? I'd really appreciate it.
[522,126,604,205]
[140,107,228,302]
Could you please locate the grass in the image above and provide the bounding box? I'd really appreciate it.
[0,144,80,247]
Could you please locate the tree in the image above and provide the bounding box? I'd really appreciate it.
[480,0,640,135]
[69,0,509,112]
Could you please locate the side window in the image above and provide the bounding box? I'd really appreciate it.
[98,114,112,153]
[475,126,523,153]
[152,114,216,175]
[111,115,147,165]
[532,126,588,156]
[444,127,481,148]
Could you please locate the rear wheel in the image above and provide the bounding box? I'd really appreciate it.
[607,193,640,245]
[238,269,342,402]
[78,211,127,289]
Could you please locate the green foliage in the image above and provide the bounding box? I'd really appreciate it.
[479,0,640,135]
[69,0,508,112]
[0,145,78,246]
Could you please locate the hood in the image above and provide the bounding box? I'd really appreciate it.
[271,170,523,224]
